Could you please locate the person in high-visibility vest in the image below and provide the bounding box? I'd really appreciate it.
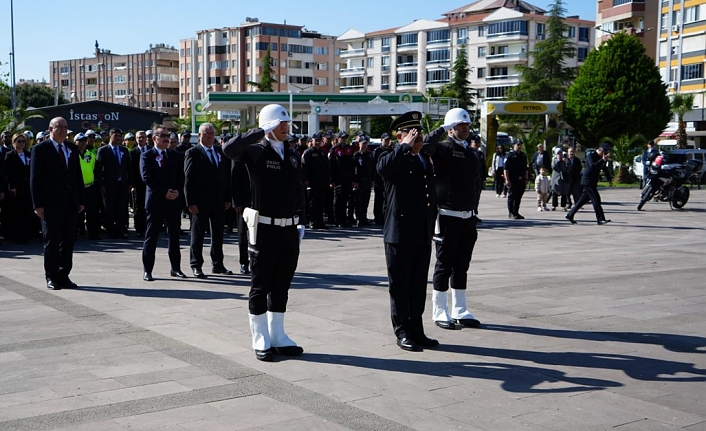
[76,133,101,239]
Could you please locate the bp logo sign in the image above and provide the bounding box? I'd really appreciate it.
[194,102,204,112]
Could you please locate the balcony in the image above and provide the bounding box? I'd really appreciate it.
[396,62,418,69]
[485,52,527,64]
[381,65,391,72]
[487,31,529,41]
[340,48,365,58]
[396,43,418,53]
[340,66,365,75]
[381,84,390,90]
[396,81,418,88]
[382,46,390,52]
[427,38,451,46]
[486,74,520,82]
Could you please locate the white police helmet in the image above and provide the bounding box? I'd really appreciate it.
[23,130,34,139]
[444,108,471,126]
[258,104,291,128]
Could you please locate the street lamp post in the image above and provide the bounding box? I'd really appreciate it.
[289,83,314,135]
[10,0,18,111]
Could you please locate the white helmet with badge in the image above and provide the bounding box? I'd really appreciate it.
[258,104,291,129]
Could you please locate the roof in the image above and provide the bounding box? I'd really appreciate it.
[443,0,545,16]
[338,29,366,40]
[395,19,448,34]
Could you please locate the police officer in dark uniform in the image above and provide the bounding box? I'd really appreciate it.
[130,130,149,238]
[470,134,485,223]
[423,108,481,330]
[378,111,438,352]
[566,143,613,225]
[223,104,306,362]
[504,139,529,219]
[641,140,659,187]
[372,132,393,225]
[231,159,251,274]
[329,131,355,227]
[353,135,374,226]
[321,131,336,224]
[176,130,192,152]
[301,133,330,229]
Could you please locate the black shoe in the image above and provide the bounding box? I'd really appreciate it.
[435,320,457,330]
[413,335,439,348]
[240,264,250,275]
[454,318,481,328]
[143,272,154,282]
[396,337,422,352]
[64,278,78,289]
[212,266,233,275]
[508,213,515,219]
[565,215,577,224]
[192,268,207,279]
[255,348,274,362]
[272,345,304,356]
[514,214,525,220]
[46,279,62,290]
[170,270,187,278]
[597,219,611,225]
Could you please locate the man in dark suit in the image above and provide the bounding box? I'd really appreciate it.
[30,117,85,290]
[141,125,186,281]
[566,143,613,225]
[130,130,149,238]
[95,128,131,239]
[530,143,552,177]
[566,147,583,207]
[184,123,233,278]
[377,111,438,352]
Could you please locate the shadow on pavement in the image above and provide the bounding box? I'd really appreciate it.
[75,285,245,300]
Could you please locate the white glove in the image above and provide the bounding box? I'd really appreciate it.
[261,120,281,134]
[297,224,305,244]
[443,121,461,131]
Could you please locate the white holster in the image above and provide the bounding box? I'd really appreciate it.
[242,207,259,245]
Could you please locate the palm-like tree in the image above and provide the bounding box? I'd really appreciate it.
[499,121,562,151]
[670,93,695,149]
[0,108,46,138]
[601,133,646,184]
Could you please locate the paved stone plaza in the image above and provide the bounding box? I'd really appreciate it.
[1,188,705,431]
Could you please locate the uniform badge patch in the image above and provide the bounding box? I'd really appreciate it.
[289,155,299,168]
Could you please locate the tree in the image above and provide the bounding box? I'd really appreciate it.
[0,83,66,110]
[247,46,276,92]
[670,93,695,149]
[565,32,670,148]
[507,0,576,102]
[446,46,476,111]
[499,121,562,152]
[601,133,645,184]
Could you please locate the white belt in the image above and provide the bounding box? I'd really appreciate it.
[258,215,299,227]
[439,208,476,219]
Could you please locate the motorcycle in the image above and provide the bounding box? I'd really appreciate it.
[637,159,703,211]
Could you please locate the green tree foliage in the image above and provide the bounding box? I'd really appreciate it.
[369,116,392,138]
[670,93,695,149]
[247,46,276,92]
[601,133,645,183]
[507,0,576,101]
[499,121,561,151]
[446,47,475,110]
[565,32,670,147]
[0,83,66,110]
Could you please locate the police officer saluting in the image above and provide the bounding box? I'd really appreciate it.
[353,135,374,226]
[423,108,482,330]
[301,133,330,229]
[223,104,306,362]
[372,133,393,225]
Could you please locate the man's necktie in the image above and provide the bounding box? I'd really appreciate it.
[57,144,67,168]
[208,148,218,167]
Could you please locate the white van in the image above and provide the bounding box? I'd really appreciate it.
[657,139,695,152]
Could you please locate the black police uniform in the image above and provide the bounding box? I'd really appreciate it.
[301,145,330,228]
[231,160,251,271]
[378,119,437,348]
[641,146,659,181]
[472,143,486,214]
[353,148,374,226]
[130,145,148,237]
[329,141,355,227]
[423,127,479,294]
[504,148,528,218]
[372,143,393,225]
[566,150,612,223]
[223,130,306,315]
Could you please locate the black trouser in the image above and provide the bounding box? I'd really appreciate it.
[249,223,299,315]
[373,184,385,225]
[78,184,101,237]
[325,187,335,224]
[133,185,146,235]
[355,185,371,223]
[103,184,129,237]
[475,180,483,213]
[334,182,353,225]
[385,242,431,339]
[551,190,567,208]
[237,210,249,266]
[3,191,37,242]
[347,188,356,223]
[42,205,77,282]
[569,182,581,206]
[308,184,326,227]
[507,181,526,215]
[142,202,182,273]
[189,208,225,270]
[433,215,478,292]
[567,184,605,222]
[494,168,506,195]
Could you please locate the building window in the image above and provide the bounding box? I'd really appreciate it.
[396,33,418,47]
[427,49,450,64]
[684,6,700,23]
[478,26,486,36]
[458,28,468,43]
[396,71,417,86]
[114,75,127,83]
[427,29,450,44]
[60,79,69,87]
[180,48,185,57]
[536,23,545,39]
[289,75,314,85]
[682,64,704,80]
[315,77,328,86]
[578,27,590,42]
[577,47,588,62]
[367,76,374,86]
[381,56,390,71]
[382,37,390,52]
[86,77,97,85]
[367,57,374,68]
[426,69,449,84]
[314,46,328,55]
[115,89,127,97]
[397,54,417,67]
[367,39,374,49]
[477,68,486,78]
[486,86,512,99]
[567,26,576,38]
[85,90,97,98]
[487,19,529,37]
[478,47,486,57]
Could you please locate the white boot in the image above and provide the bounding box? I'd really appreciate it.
[267,312,303,356]
[450,288,481,327]
[249,313,272,361]
[432,290,455,329]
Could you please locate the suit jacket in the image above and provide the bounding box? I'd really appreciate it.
[377,143,437,245]
[568,156,582,183]
[4,150,31,198]
[95,144,131,192]
[130,146,148,191]
[140,147,185,211]
[231,160,251,208]
[30,139,84,212]
[184,144,231,212]
[582,151,612,186]
[530,150,552,172]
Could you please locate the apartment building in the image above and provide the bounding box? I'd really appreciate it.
[49,43,180,116]
[595,0,659,61]
[179,19,340,118]
[338,0,594,101]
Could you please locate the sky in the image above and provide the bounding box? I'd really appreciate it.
[1,0,596,82]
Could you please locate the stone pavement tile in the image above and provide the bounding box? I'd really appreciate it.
[0,370,103,396]
[351,394,482,431]
[15,335,137,359]
[295,375,383,402]
[113,404,222,430]
[430,398,549,431]
[177,375,233,390]
[649,391,706,417]
[51,419,132,431]
[0,351,25,363]
[224,352,326,383]
[203,394,313,429]
[89,355,191,379]
[239,416,353,431]
[111,365,212,387]
[82,381,193,406]
[686,421,706,430]
[613,418,687,430]
[48,377,127,397]
[0,394,96,421]
[0,298,36,312]
[0,387,63,409]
